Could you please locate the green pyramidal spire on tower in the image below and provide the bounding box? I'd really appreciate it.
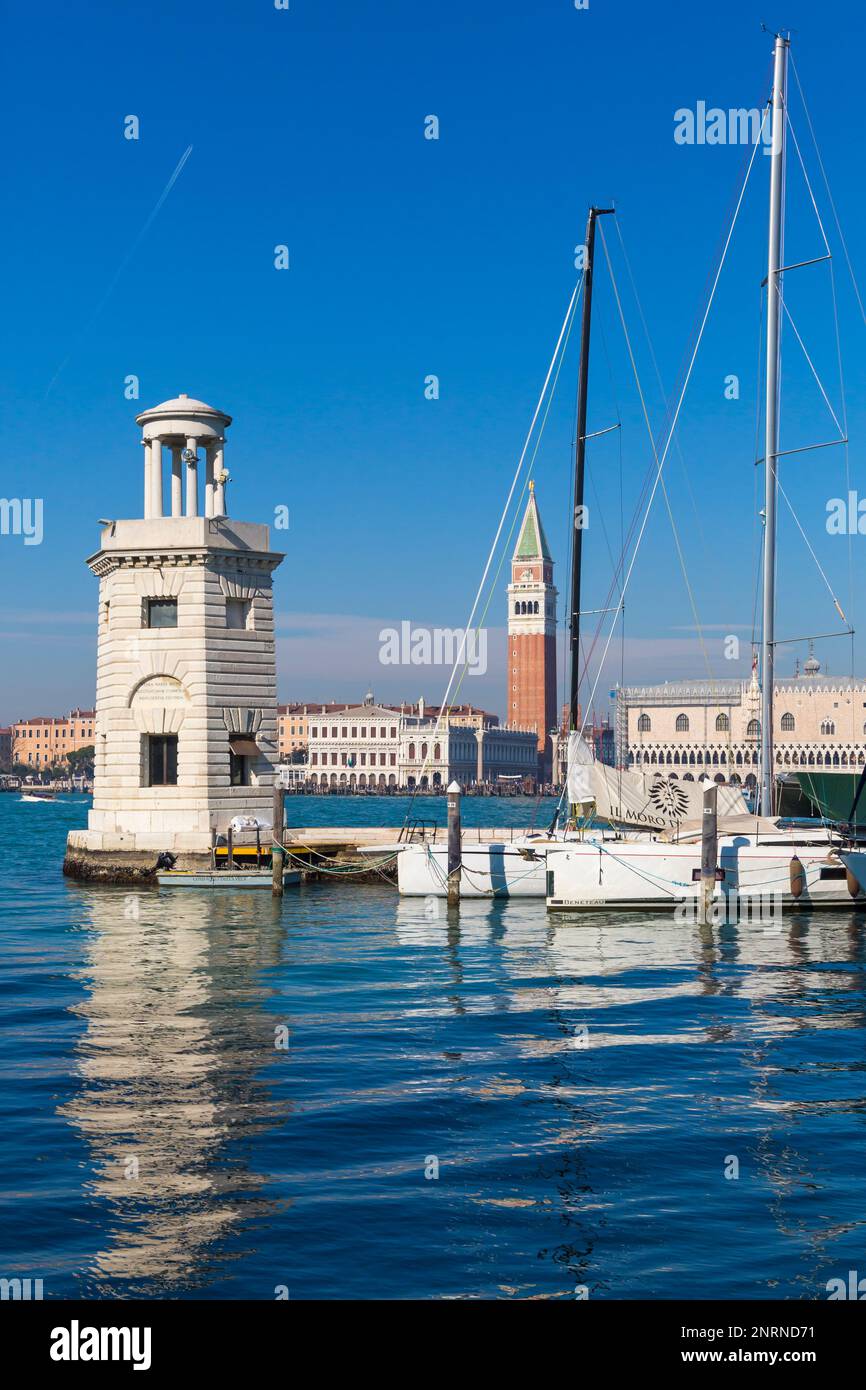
[513,482,552,561]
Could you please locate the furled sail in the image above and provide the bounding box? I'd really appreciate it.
[566,732,595,807]
[564,735,747,829]
[588,761,746,829]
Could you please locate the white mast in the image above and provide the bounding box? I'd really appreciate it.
[760,32,789,817]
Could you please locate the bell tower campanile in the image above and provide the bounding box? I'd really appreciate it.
[506,484,557,781]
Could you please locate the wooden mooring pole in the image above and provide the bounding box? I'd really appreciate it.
[446,780,461,908]
[698,783,718,926]
[272,784,286,896]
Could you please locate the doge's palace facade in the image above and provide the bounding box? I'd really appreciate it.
[617,661,866,784]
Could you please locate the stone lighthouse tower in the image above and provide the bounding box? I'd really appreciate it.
[65,394,284,880]
[506,483,557,781]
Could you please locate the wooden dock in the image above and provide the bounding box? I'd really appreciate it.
[282,826,542,852]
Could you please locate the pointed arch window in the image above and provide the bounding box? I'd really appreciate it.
[715,713,729,732]
[675,713,689,732]
[637,713,651,733]
[781,713,795,731]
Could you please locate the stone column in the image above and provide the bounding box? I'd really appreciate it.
[476,728,484,785]
[170,447,183,517]
[185,437,198,517]
[150,438,163,518]
[142,439,152,518]
[213,441,226,516]
[204,444,215,518]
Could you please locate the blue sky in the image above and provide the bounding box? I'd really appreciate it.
[1,0,864,726]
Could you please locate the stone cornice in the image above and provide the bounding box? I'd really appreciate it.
[87,549,283,578]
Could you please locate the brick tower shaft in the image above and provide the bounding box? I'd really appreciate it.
[506,484,557,780]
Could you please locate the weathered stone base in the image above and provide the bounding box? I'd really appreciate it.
[64,830,213,885]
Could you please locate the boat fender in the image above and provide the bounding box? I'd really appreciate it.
[789,854,806,899]
[827,850,860,898]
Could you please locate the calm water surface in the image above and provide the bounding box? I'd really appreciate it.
[2,794,866,1299]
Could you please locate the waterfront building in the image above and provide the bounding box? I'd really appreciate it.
[277,701,358,760]
[278,703,311,759]
[65,395,284,878]
[305,692,537,789]
[12,708,96,768]
[616,658,866,784]
[506,484,557,780]
[0,727,12,771]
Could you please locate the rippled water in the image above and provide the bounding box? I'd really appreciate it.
[2,793,866,1300]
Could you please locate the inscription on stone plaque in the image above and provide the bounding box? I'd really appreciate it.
[131,676,188,708]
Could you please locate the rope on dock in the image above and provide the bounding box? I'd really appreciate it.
[273,839,400,882]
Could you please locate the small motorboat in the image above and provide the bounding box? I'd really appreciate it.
[20,787,57,803]
[157,867,301,889]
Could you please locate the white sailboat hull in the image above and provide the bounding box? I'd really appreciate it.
[397,840,553,898]
[546,833,860,912]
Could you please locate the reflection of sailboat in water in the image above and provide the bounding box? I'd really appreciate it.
[391,896,866,1294]
[60,889,288,1294]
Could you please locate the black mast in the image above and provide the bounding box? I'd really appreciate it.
[569,205,614,735]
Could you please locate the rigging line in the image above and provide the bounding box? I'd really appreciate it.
[573,112,772,722]
[827,254,854,671]
[575,121,771,689]
[651,100,772,476]
[562,120,764,809]
[406,278,583,804]
[771,282,845,437]
[751,522,765,668]
[441,283,581,709]
[784,107,831,257]
[775,472,848,624]
[598,221,715,682]
[583,307,626,610]
[791,54,866,328]
[751,281,766,659]
[613,216,709,554]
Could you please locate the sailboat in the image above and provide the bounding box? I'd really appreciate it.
[396,207,743,898]
[547,32,865,914]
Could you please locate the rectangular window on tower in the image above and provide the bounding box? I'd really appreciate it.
[226,598,252,630]
[145,598,178,629]
[229,750,250,786]
[147,735,178,786]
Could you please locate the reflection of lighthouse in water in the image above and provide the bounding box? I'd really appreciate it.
[60,890,287,1294]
